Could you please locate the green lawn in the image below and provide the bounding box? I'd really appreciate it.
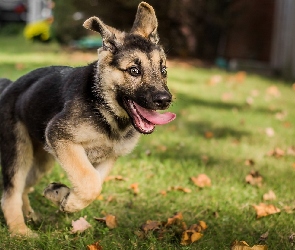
[0,34,295,249]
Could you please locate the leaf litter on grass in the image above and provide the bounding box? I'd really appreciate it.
[136,212,207,246]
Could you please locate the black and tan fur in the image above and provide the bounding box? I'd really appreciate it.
[0,2,175,236]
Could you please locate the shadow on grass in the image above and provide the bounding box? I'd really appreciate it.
[174,92,282,114]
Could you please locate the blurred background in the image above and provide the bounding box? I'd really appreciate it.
[0,0,294,80]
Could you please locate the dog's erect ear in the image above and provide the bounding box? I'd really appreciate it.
[83,17,123,53]
[131,2,159,44]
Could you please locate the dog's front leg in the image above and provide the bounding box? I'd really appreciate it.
[44,142,114,212]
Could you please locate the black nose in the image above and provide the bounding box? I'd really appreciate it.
[153,92,172,109]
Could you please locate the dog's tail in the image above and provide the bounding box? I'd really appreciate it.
[0,78,12,95]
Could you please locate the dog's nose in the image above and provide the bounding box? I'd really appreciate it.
[153,92,172,109]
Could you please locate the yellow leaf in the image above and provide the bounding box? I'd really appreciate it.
[252,203,280,218]
[181,230,203,245]
[94,214,118,229]
[87,241,103,250]
[231,240,268,250]
[130,183,139,195]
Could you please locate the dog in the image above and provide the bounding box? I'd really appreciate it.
[0,2,175,236]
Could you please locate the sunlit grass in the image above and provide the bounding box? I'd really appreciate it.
[0,35,295,249]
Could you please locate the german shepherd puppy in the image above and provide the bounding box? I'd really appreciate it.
[0,2,175,236]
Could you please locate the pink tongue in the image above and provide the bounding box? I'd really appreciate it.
[133,102,176,125]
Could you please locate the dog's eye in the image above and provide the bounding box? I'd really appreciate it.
[128,66,141,77]
[161,66,167,77]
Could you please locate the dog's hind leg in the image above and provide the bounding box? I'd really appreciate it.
[22,145,55,222]
[1,122,36,236]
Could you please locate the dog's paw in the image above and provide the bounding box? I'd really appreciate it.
[25,211,40,223]
[43,183,70,208]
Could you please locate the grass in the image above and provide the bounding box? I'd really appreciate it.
[0,34,295,249]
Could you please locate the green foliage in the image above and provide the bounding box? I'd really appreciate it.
[0,35,295,249]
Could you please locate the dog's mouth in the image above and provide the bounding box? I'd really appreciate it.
[123,99,176,134]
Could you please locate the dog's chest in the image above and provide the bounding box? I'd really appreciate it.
[75,124,140,164]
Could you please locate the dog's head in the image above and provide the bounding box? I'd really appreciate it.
[83,2,176,134]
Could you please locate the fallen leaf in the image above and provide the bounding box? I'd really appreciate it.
[159,190,167,196]
[141,220,161,232]
[263,190,276,201]
[245,171,263,187]
[283,121,292,128]
[165,212,184,227]
[265,127,275,137]
[87,241,103,250]
[180,230,203,245]
[245,159,255,166]
[266,85,280,97]
[231,240,267,250]
[275,111,287,120]
[235,71,247,83]
[191,174,211,188]
[94,214,118,229]
[204,131,214,139]
[208,74,222,86]
[246,97,254,106]
[97,194,104,200]
[267,147,285,158]
[168,186,192,193]
[15,63,25,70]
[287,146,295,156]
[252,203,280,218]
[130,183,139,195]
[284,206,294,214]
[71,216,91,233]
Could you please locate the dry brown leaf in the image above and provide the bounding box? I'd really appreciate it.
[263,190,276,201]
[159,190,167,196]
[208,74,223,86]
[231,240,267,250]
[252,203,280,219]
[245,159,255,166]
[71,216,91,234]
[169,186,192,193]
[87,241,103,250]
[266,85,280,97]
[245,171,263,187]
[141,220,161,232]
[130,183,139,195]
[94,214,118,229]
[165,212,183,227]
[191,174,211,188]
[96,194,104,200]
[267,147,285,158]
[180,230,203,245]
[287,146,295,156]
[204,131,214,139]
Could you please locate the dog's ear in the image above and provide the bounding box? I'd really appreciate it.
[83,17,123,53]
[131,2,159,44]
